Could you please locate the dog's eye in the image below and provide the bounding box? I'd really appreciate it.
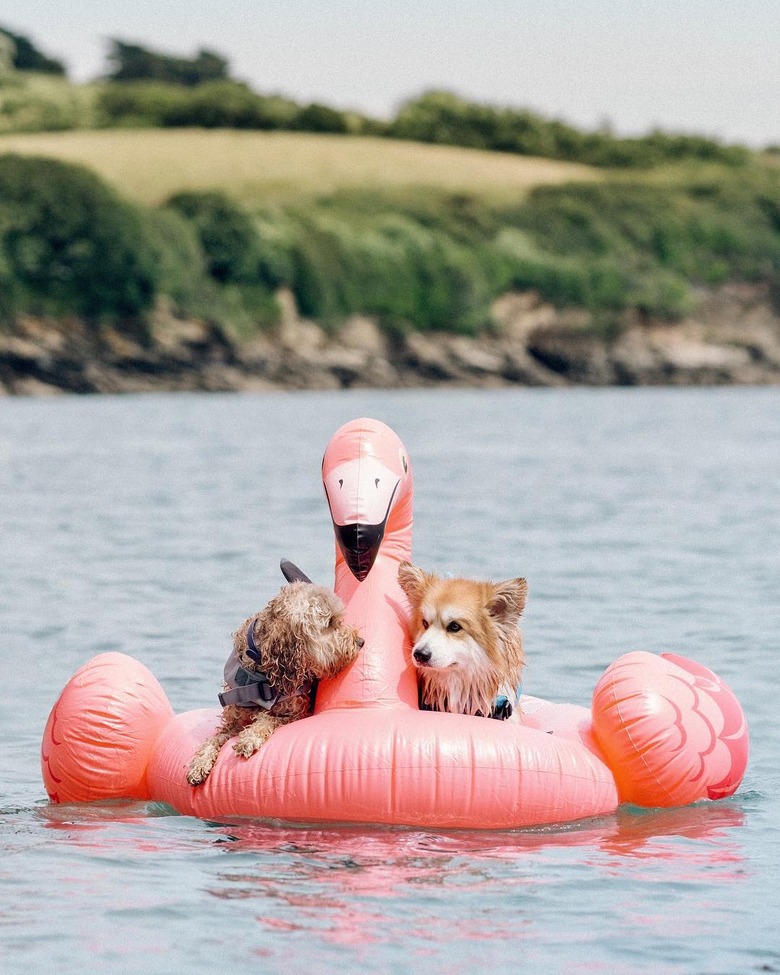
[421,619,430,630]
[446,621,462,633]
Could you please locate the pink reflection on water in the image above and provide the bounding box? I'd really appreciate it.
[200,800,746,947]
[33,795,747,955]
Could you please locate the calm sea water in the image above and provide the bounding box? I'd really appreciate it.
[1,388,779,974]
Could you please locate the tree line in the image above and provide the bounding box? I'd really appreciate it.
[0,27,755,167]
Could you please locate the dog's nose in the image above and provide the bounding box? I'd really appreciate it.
[413,646,432,665]
[356,637,365,648]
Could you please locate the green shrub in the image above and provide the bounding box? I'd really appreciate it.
[216,282,281,340]
[158,81,298,129]
[0,154,157,321]
[0,74,93,133]
[1,150,777,343]
[96,80,299,130]
[390,90,750,169]
[166,190,297,293]
[95,80,188,127]
[294,103,349,134]
[497,174,780,310]
[287,207,491,334]
[627,269,693,318]
[163,191,283,335]
[165,190,262,283]
[143,206,215,316]
[251,211,296,286]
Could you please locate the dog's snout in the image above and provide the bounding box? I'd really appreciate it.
[413,646,432,665]
[356,636,365,648]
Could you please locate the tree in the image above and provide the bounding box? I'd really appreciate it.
[0,25,66,74]
[105,40,229,86]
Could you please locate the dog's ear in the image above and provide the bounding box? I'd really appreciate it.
[488,578,528,623]
[285,584,341,632]
[308,596,335,630]
[397,562,429,603]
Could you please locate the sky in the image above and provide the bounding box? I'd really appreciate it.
[3,0,778,147]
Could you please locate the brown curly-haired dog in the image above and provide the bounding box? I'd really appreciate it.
[187,581,362,785]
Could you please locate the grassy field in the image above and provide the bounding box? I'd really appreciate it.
[0,128,599,205]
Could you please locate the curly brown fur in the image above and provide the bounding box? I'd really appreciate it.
[187,582,362,785]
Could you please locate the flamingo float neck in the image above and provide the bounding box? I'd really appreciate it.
[316,418,417,712]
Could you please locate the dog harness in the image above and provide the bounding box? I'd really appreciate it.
[218,620,314,710]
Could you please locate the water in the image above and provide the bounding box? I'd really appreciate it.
[1,388,778,974]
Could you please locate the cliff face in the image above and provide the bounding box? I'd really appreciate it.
[2,282,779,396]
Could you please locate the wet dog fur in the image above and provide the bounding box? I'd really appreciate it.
[187,581,362,785]
[398,562,527,718]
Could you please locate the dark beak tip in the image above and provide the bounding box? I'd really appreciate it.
[336,522,385,581]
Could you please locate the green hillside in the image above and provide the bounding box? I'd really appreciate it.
[1,139,778,341]
[1,40,778,345]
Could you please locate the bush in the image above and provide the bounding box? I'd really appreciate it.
[163,81,298,129]
[0,154,158,321]
[143,207,215,316]
[287,207,492,334]
[96,80,299,130]
[166,190,298,293]
[163,191,286,334]
[390,90,750,169]
[294,103,349,134]
[95,81,187,128]
[165,190,263,283]
[323,171,780,325]
[0,87,75,132]
[0,73,93,133]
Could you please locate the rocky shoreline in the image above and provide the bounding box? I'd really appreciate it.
[2,283,780,396]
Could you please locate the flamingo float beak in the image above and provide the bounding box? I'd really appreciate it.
[323,456,401,581]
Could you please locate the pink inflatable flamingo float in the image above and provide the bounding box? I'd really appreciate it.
[41,418,748,828]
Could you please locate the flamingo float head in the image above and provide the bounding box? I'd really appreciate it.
[322,418,413,581]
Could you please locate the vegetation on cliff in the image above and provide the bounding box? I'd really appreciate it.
[1,149,778,344]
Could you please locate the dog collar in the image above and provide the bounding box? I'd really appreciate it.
[489,696,513,720]
[488,694,515,721]
[245,618,263,664]
[419,682,522,720]
[490,682,524,720]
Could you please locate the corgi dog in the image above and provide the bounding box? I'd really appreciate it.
[398,562,528,720]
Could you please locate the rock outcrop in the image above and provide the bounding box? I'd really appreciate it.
[2,283,779,395]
